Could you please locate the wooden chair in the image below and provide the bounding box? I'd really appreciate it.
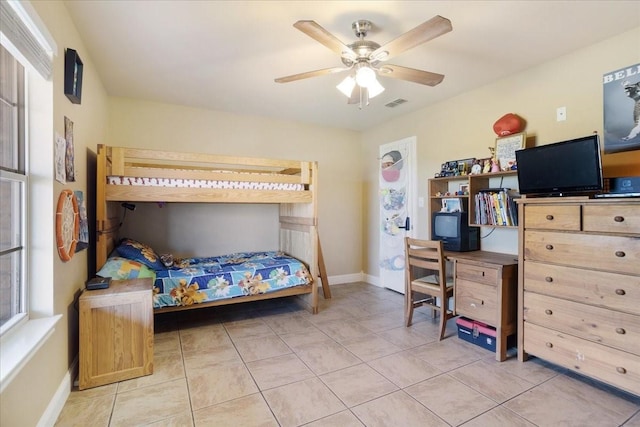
[404,237,455,341]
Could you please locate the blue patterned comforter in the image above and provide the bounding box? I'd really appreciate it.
[153,251,312,309]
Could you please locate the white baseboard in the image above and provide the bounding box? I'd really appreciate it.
[38,356,77,427]
[363,274,381,287]
[317,273,380,287]
[325,272,365,285]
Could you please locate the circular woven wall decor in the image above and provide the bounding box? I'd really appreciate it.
[56,189,80,261]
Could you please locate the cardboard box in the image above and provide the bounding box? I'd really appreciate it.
[456,317,497,352]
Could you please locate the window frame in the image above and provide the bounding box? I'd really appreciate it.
[0,45,28,335]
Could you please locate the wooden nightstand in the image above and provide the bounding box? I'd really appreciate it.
[79,278,154,390]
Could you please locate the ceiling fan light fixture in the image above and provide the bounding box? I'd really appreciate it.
[336,75,356,97]
[355,64,376,88]
[368,78,385,98]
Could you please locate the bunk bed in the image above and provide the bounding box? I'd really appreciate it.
[95,144,322,314]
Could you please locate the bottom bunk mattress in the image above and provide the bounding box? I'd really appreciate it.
[97,243,313,309]
[153,251,312,309]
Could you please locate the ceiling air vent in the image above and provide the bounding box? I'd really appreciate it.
[385,98,408,108]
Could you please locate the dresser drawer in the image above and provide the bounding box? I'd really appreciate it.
[523,261,640,315]
[523,322,640,396]
[456,262,499,286]
[455,279,496,325]
[524,230,640,275]
[524,204,581,231]
[583,205,640,234]
[523,292,640,355]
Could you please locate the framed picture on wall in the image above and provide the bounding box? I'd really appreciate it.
[495,132,525,171]
[64,48,83,104]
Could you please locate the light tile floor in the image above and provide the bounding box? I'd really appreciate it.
[56,282,640,426]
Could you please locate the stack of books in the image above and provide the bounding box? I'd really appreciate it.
[474,188,519,226]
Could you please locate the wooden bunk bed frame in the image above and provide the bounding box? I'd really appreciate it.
[95,144,324,314]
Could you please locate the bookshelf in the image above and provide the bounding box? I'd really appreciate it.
[428,174,469,224]
[428,170,519,236]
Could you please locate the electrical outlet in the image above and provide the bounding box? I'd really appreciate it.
[557,106,567,122]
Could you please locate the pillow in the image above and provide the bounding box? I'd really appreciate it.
[115,238,166,270]
[97,257,157,281]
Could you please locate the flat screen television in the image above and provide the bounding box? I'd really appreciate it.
[431,211,480,252]
[515,135,603,197]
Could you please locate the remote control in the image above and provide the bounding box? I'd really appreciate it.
[86,277,111,290]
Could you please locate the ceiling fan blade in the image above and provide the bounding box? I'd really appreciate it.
[378,64,445,86]
[370,15,452,62]
[293,20,356,59]
[275,67,349,83]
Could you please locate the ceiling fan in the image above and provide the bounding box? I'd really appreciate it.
[275,15,452,108]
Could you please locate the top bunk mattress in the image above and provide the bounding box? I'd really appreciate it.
[107,175,304,191]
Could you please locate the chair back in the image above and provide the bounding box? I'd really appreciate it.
[405,238,446,286]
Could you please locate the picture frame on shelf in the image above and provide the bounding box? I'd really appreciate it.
[459,183,469,194]
[64,48,83,104]
[495,132,526,171]
[442,198,463,212]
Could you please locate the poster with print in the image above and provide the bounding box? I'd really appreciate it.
[64,116,75,182]
[603,63,640,154]
[54,133,66,184]
[74,190,88,252]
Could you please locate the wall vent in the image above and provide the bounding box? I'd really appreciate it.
[385,98,408,108]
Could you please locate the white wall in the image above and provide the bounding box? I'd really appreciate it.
[361,27,640,279]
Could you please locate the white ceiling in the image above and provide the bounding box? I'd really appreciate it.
[63,1,640,131]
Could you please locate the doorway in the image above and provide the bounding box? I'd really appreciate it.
[378,136,417,293]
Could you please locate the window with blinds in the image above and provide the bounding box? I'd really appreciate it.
[0,44,27,331]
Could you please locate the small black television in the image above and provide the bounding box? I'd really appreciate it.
[515,135,603,197]
[431,211,480,252]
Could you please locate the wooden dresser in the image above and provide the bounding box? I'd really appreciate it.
[517,197,640,396]
[447,250,518,361]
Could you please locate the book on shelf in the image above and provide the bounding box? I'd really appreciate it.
[474,188,520,226]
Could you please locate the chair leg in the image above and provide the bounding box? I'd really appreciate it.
[438,307,447,341]
[405,292,414,327]
[438,296,449,341]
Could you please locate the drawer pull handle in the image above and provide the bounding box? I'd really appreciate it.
[614,216,624,223]
[615,289,626,296]
[616,367,627,374]
[545,309,553,315]
[546,215,554,221]
[616,328,626,335]
[545,276,553,283]
[545,342,553,348]
[545,244,554,250]
[615,251,625,258]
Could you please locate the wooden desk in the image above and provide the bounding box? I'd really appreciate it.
[79,278,154,389]
[446,250,518,361]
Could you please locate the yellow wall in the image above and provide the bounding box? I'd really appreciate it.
[0,1,109,426]
[361,27,640,278]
